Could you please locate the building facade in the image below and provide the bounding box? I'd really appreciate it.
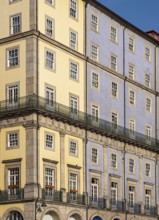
[0,0,159,220]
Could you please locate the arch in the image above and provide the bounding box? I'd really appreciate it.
[92,217,102,220]
[7,211,23,220]
[110,215,122,220]
[2,207,24,220]
[90,213,104,220]
[67,210,84,220]
[42,208,61,220]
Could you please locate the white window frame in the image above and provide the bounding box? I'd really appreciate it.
[69,173,78,201]
[129,159,135,173]
[7,47,19,68]
[7,84,19,108]
[70,30,78,50]
[91,44,99,62]
[110,54,117,71]
[45,133,54,149]
[129,186,135,207]
[7,132,18,148]
[145,163,151,177]
[91,178,98,202]
[91,104,99,123]
[145,47,151,62]
[8,168,19,196]
[45,49,55,70]
[111,182,117,205]
[112,82,118,98]
[145,189,151,210]
[146,125,151,142]
[70,0,77,19]
[70,95,78,115]
[111,112,118,129]
[91,148,98,164]
[45,16,54,38]
[128,37,135,52]
[110,26,117,43]
[45,168,55,196]
[146,98,151,112]
[10,14,21,35]
[111,153,117,168]
[70,61,78,81]
[69,140,78,156]
[128,64,135,80]
[129,119,135,136]
[91,72,99,89]
[129,90,135,105]
[145,73,151,88]
[45,86,55,107]
[91,13,98,32]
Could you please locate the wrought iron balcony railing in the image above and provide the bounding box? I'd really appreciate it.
[0,95,159,151]
[42,189,62,202]
[128,203,141,214]
[0,189,24,202]
[89,197,106,209]
[110,200,126,212]
[144,205,157,215]
[67,193,85,205]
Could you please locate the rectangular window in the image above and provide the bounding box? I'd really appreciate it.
[10,14,21,34]
[91,44,98,61]
[128,64,134,80]
[111,154,117,168]
[111,112,118,129]
[146,98,151,112]
[45,168,55,197]
[45,17,54,38]
[129,119,135,136]
[129,159,135,173]
[70,62,78,80]
[111,182,117,205]
[145,74,151,88]
[45,134,54,149]
[46,86,55,107]
[46,50,55,70]
[70,31,77,50]
[70,141,77,155]
[129,186,135,207]
[45,0,55,6]
[92,148,98,163]
[91,105,99,123]
[8,168,19,196]
[112,82,118,98]
[70,0,77,18]
[91,178,98,202]
[7,84,19,107]
[129,37,134,52]
[70,96,78,115]
[69,173,77,201]
[111,55,117,71]
[145,47,150,62]
[91,14,98,32]
[129,90,135,105]
[110,26,117,43]
[8,132,18,147]
[145,163,150,177]
[92,72,99,89]
[146,126,151,142]
[7,48,19,68]
[145,189,151,210]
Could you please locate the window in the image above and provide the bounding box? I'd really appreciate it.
[91,44,98,61]
[129,119,135,136]
[111,112,118,129]
[70,31,78,50]
[91,178,98,202]
[7,48,19,68]
[7,211,23,220]
[146,98,151,112]
[145,47,150,62]
[91,105,99,123]
[45,168,55,197]
[145,189,151,210]
[69,173,77,200]
[128,64,135,80]
[110,26,117,43]
[112,82,118,98]
[70,62,78,80]
[70,0,77,18]
[111,154,117,168]
[146,125,151,142]
[46,86,55,107]
[10,14,21,34]
[45,133,54,149]
[45,50,55,70]
[129,159,135,173]
[92,72,99,89]
[129,90,135,105]
[45,16,54,38]
[70,141,77,155]
[129,186,135,207]
[111,182,117,205]
[92,148,98,163]
[129,37,134,52]
[70,95,78,115]
[8,168,19,196]
[145,74,151,88]
[111,54,117,71]
[91,14,98,32]
[7,84,19,107]
[45,0,55,6]
[8,132,18,148]
[145,163,150,177]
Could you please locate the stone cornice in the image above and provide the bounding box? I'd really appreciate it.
[2,158,22,164]
[42,158,58,164]
[67,164,81,170]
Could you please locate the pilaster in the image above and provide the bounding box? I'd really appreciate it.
[60,132,66,190]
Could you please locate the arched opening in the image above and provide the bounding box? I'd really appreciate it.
[7,211,23,220]
[114,218,120,220]
[43,211,60,220]
[68,213,82,220]
[92,217,102,220]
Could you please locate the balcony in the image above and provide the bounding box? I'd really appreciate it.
[0,189,24,202]
[42,189,62,202]
[144,205,157,215]
[0,95,159,152]
[110,200,125,212]
[67,193,85,205]
[89,197,106,209]
[128,203,141,214]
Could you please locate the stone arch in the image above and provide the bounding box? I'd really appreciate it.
[2,207,24,220]
[90,213,104,220]
[42,207,62,220]
[67,210,84,220]
[110,215,122,220]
